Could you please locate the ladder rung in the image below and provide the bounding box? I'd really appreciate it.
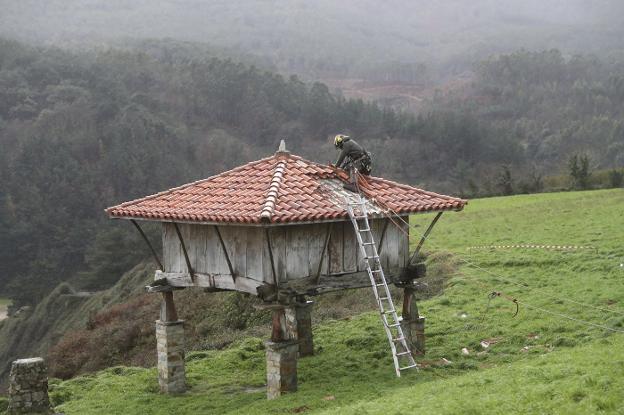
[386,322,402,328]
[396,351,412,356]
[358,228,371,232]
[364,255,379,260]
[379,296,390,301]
[362,242,375,246]
[375,283,386,287]
[399,363,419,371]
[392,336,405,342]
[382,309,396,314]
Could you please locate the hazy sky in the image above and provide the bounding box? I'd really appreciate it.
[1,1,622,78]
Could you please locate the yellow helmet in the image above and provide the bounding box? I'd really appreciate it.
[334,134,349,148]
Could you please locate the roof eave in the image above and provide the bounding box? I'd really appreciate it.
[106,203,465,227]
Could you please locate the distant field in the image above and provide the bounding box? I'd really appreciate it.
[34,189,624,414]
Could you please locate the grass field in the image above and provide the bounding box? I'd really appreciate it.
[9,189,624,414]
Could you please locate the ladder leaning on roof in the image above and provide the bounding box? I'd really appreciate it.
[344,192,418,377]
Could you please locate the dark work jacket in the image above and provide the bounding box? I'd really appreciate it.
[335,138,365,168]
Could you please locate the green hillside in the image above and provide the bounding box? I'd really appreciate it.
[17,189,624,414]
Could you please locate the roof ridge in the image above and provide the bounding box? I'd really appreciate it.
[260,159,288,221]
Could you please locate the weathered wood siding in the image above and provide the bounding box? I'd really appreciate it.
[162,217,409,285]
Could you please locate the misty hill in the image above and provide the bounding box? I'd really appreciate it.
[1,38,624,309]
[2,0,623,83]
[0,38,465,306]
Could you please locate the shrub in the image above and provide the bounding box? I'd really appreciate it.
[568,153,592,189]
[608,169,624,188]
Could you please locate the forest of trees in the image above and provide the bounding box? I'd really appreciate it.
[432,49,624,195]
[0,39,623,307]
[0,38,494,306]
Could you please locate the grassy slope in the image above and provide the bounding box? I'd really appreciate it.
[0,263,154,388]
[35,189,624,414]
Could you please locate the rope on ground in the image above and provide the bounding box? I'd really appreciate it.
[467,244,595,251]
[457,272,624,334]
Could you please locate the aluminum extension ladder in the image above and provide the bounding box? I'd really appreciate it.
[345,192,418,377]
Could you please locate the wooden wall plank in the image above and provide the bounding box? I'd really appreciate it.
[343,221,357,273]
[246,227,263,281]
[328,222,344,274]
[221,226,247,278]
[369,219,383,271]
[162,223,183,272]
[398,215,409,268]
[192,225,207,274]
[286,225,310,279]
[262,230,275,284]
[268,227,287,283]
[385,220,400,274]
[307,224,328,278]
[160,218,409,292]
[179,223,194,273]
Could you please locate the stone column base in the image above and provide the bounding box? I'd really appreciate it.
[8,357,53,414]
[399,316,425,356]
[265,340,298,399]
[156,320,186,394]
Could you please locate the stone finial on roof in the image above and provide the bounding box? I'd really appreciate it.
[276,139,289,155]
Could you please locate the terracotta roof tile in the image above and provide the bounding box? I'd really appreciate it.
[106,151,467,224]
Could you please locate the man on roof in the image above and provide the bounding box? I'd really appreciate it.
[332,134,372,192]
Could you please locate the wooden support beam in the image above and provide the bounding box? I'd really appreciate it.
[409,212,443,265]
[214,225,236,279]
[376,219,390,256]
[314,223,333,284]
[402,287,419,320]
[283,270,401,296]
[173,223,195,282]
[131,219,164,271]
[160,291,178,322]
[271,308,285,342]
[264,228,278,287]
[154,270,269,296]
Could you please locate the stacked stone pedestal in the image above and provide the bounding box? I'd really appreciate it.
[8,357,52,414]
[284,300,314,356]
[265,340,298,399]
[156,320,186,394]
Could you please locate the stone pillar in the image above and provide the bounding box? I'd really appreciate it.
[156,320,186,394]
[265,340,298,399]
[400,287,426,355]
[284,300,314,357]
[8,357,52,414]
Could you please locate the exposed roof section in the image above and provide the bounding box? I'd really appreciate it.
[106,143,467,225]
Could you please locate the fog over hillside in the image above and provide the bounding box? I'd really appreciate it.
[1,0,623,81]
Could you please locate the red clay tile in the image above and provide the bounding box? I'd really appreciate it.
[106,151,467,224]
